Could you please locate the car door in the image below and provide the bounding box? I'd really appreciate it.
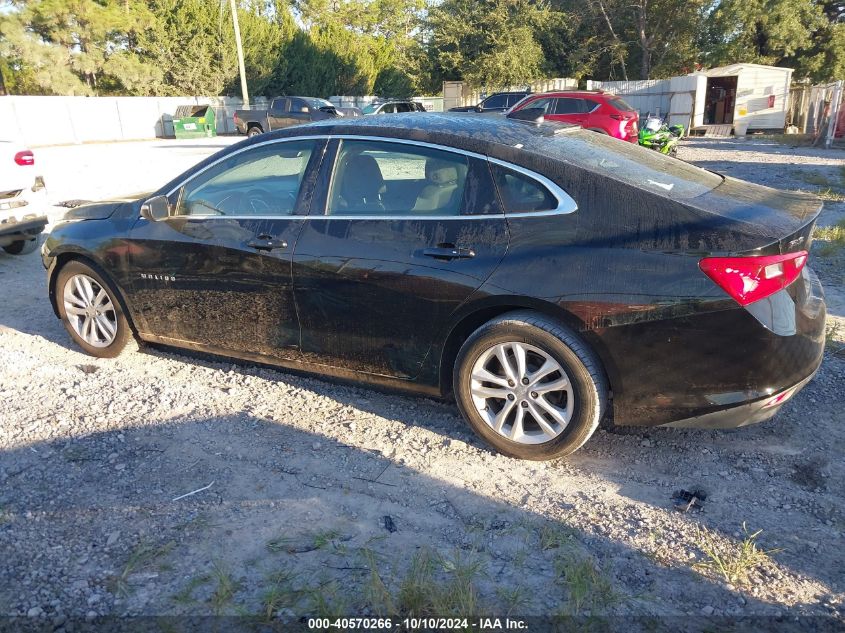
[479,94,507,112]
[267,98,290,130]
[126,138,327,361]
[288,98,315,125]
[550,97,588,125]
[292,137,508,379]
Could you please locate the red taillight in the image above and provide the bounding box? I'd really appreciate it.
[699,251,808,306]
[14,150,34,166]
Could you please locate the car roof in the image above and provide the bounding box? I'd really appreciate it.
[263,112,578,162]
[533,90,614,98]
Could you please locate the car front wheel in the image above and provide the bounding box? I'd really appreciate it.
[56,260,133,358]
[454,311,607,460]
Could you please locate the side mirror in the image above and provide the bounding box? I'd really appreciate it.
[475,105,484,113]
[140,195,170,221]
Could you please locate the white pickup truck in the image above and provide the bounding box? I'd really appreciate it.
[0,140,48,255]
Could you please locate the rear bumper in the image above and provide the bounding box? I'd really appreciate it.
[663,365,819,429]
[596,267,826,427]
[0,215,49,247]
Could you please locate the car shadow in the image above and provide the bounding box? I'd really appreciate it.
[2,244,843,605]
[0,414,838,622]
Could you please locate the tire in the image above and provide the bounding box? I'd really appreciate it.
[453,311,608,460]
[3,238,38,255]
[247,126,263,138]
[56,260,133,358]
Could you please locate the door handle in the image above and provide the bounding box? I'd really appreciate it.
[422,245,476,260]
[247,235,287,251]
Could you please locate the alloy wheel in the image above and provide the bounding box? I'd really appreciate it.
[63,273,118,348]
[470,341,574,444]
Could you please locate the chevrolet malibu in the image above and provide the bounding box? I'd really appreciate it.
[42,113,826,460]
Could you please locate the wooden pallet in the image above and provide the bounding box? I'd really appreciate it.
[702,124,733,138]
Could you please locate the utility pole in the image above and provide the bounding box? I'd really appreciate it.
[230,0,249,108]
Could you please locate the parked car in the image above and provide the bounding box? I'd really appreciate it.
[234,97,339,137]
[336,107,363,118]
[0,140,48,255]
[362,100,426,115]
[449,91,530,113]
[509,90,639,142]
[42,113,825,460]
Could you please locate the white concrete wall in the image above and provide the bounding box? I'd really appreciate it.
[0,96,251,146]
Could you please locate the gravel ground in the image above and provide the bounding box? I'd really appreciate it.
[0,136,843,625]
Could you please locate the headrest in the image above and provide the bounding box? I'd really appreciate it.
[341,154,384,197]
[425,159,458,186]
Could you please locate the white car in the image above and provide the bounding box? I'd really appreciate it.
[0,140,49,255]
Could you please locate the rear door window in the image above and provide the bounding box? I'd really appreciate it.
[327,140,470,216]
[555,98,586,114]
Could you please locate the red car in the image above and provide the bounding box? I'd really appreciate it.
[509,91,639,142]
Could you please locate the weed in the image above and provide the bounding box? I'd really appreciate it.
[313,529,342,550]
[394,548,484,617]
[539,523,576,551]
[107,540,175,597]
[266,535,293,553]
[209,561,240,615]
[306,580,350,619]
[694,522,781,586]
[496,585,532,616]
[826,322,844,352]
[262,568,303,620]
[814,219,845,256]
[554,553,616,615]
[171,573,211,605]
[361,550,395,617]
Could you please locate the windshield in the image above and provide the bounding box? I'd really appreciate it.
[362,103,380,114]
[538,129,722,200]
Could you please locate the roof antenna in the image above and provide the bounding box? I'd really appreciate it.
[506,108,545,124]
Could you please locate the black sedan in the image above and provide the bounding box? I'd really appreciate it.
[42,114,826,460]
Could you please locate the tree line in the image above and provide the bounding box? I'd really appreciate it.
[1,0,843,99]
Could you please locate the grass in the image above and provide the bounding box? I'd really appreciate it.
[554,553,616,615]
[262,567,305,620]
[495,585,533,616]
[694,522,781,587]
[107,540,176,597]
[814,218,845,256]
[539,523,577,551]
[209,560,240,615]
[266,528,345,554]
[826,322,845,354]
[171,573,211,605]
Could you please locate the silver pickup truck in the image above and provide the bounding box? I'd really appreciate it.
[233,96,339,137]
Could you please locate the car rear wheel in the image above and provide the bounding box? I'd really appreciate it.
[454,311,607,460]
[56,260,133,358]
[3,238,38,255]
[247,126,263,138]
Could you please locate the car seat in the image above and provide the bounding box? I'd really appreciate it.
[413,159,463,214]
[336,154,385,213]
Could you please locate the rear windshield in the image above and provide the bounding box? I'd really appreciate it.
[539,129,722,200]
[608,97,635,111]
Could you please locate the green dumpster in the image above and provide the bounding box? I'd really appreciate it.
[172,105,217,139]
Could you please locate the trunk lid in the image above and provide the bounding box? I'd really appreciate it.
[687,177,822,255]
